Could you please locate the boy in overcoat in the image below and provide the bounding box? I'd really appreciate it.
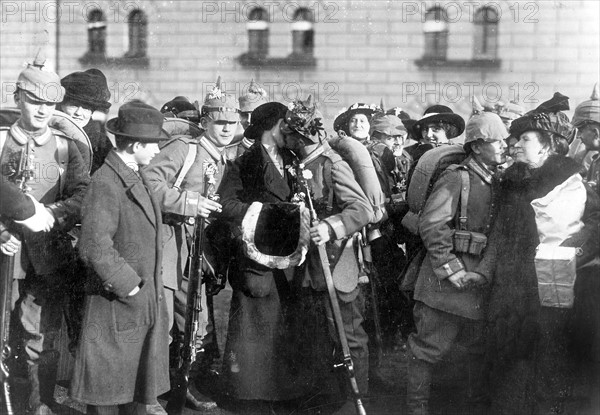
[71,101,170,414]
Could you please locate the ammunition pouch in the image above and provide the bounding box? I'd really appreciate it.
[452,230,487,256]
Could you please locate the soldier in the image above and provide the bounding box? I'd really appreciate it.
[231,80,269,157]
[59,69,112,174]
[71,101,170,415]
[0,56,89,414]
[143,77,239,411]
[283,98,373,413]
[405,110,507,415]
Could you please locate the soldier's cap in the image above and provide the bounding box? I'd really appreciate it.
[244,102,288,142]
[370,113,407,137]
[106,100,170,142]
[464,111,508,151]
[239,80,269,113]
[509,92,573,142]
[412,105,465,139]
[201,76,240,122]
[240,202,310,269]
[497,101,525,121]
[333,102,382,133]
[161,96,200,123]
[16,56,64,104]
[386,107,411,121]
[283,95,325,144]
[61,68,111,113]
[572,83,600,128]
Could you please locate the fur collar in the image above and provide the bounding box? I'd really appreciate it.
[501,155,582,200]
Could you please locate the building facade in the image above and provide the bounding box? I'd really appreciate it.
[1,0,598,127]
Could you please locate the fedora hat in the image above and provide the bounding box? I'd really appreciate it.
[412,105,465,139]
[106,100,169,142]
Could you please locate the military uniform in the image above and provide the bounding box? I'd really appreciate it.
[1,108,89,412]
[296,141,374,396]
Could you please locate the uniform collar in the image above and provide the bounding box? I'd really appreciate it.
[199,135,227,163]
[10,122,52,146]
[466,155,495,184]
[300,142,326,166]
[241,137,254,150]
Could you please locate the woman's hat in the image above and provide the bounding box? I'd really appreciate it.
[244,102,288,141]
[411,105,465,139]
[106,100,170,142]
[333,102,381,133]
[509,92,573,141]
[61,68,111,112]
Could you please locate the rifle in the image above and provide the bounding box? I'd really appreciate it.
[167,162,218,415]
[1,251,15,415]
[358,230,384,370]
[301,171,367,415]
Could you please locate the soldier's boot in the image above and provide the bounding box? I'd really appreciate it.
[466,357,490,415]
[26,364,56,415]
[406,352,432,415]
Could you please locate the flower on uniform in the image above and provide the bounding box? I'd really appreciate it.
[301,169,313,180]
[208,87,223,100]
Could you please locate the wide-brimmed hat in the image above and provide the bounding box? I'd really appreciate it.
[201,76,240,122]
[160,96,200,123]
[370,113,407,137]
[61,68,111,112]
[16,54,64,103]
[244,102,288,141]
[572,84,599,128]
[333,102,381,133]
[241,201,310,269]
[509,92,573,141]
[106,100,170,142]
[283,95,325,144]
[239,80,269,113]
[412,105,465,139]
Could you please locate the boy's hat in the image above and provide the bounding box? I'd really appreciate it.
[106,100,170,142]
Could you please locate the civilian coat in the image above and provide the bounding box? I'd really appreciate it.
[70,151,170,405]
[476,155,600,414]
[218,141,309,400]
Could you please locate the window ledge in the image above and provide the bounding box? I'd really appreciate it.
[79,53,149,68]
[237,53,316,69]
[415,58,501,69]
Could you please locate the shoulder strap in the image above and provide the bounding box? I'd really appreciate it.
[457,168,470,231]
[322,158,335,213]
[55,134,69,196]
[0,129,7,153]
[173,143,197,190]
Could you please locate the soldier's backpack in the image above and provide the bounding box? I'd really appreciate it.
[400,144,467,235]
[327,135,387,225]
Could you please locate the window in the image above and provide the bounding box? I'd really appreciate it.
[474,7,499,60]
[423,7,448,60]
[247,7,269,58]
[86,9,106,56]
[291,8,314,57]
[125,9,148,58]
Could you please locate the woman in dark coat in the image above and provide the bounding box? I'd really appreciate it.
[476,94,600,414]
[217,102,310,402]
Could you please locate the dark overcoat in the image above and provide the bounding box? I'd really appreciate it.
[70,151,170,405]
[218,141,308,401]
[476,155,600,414]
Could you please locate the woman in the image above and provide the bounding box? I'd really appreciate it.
[217,102,311,403]
[475,93,600,414]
